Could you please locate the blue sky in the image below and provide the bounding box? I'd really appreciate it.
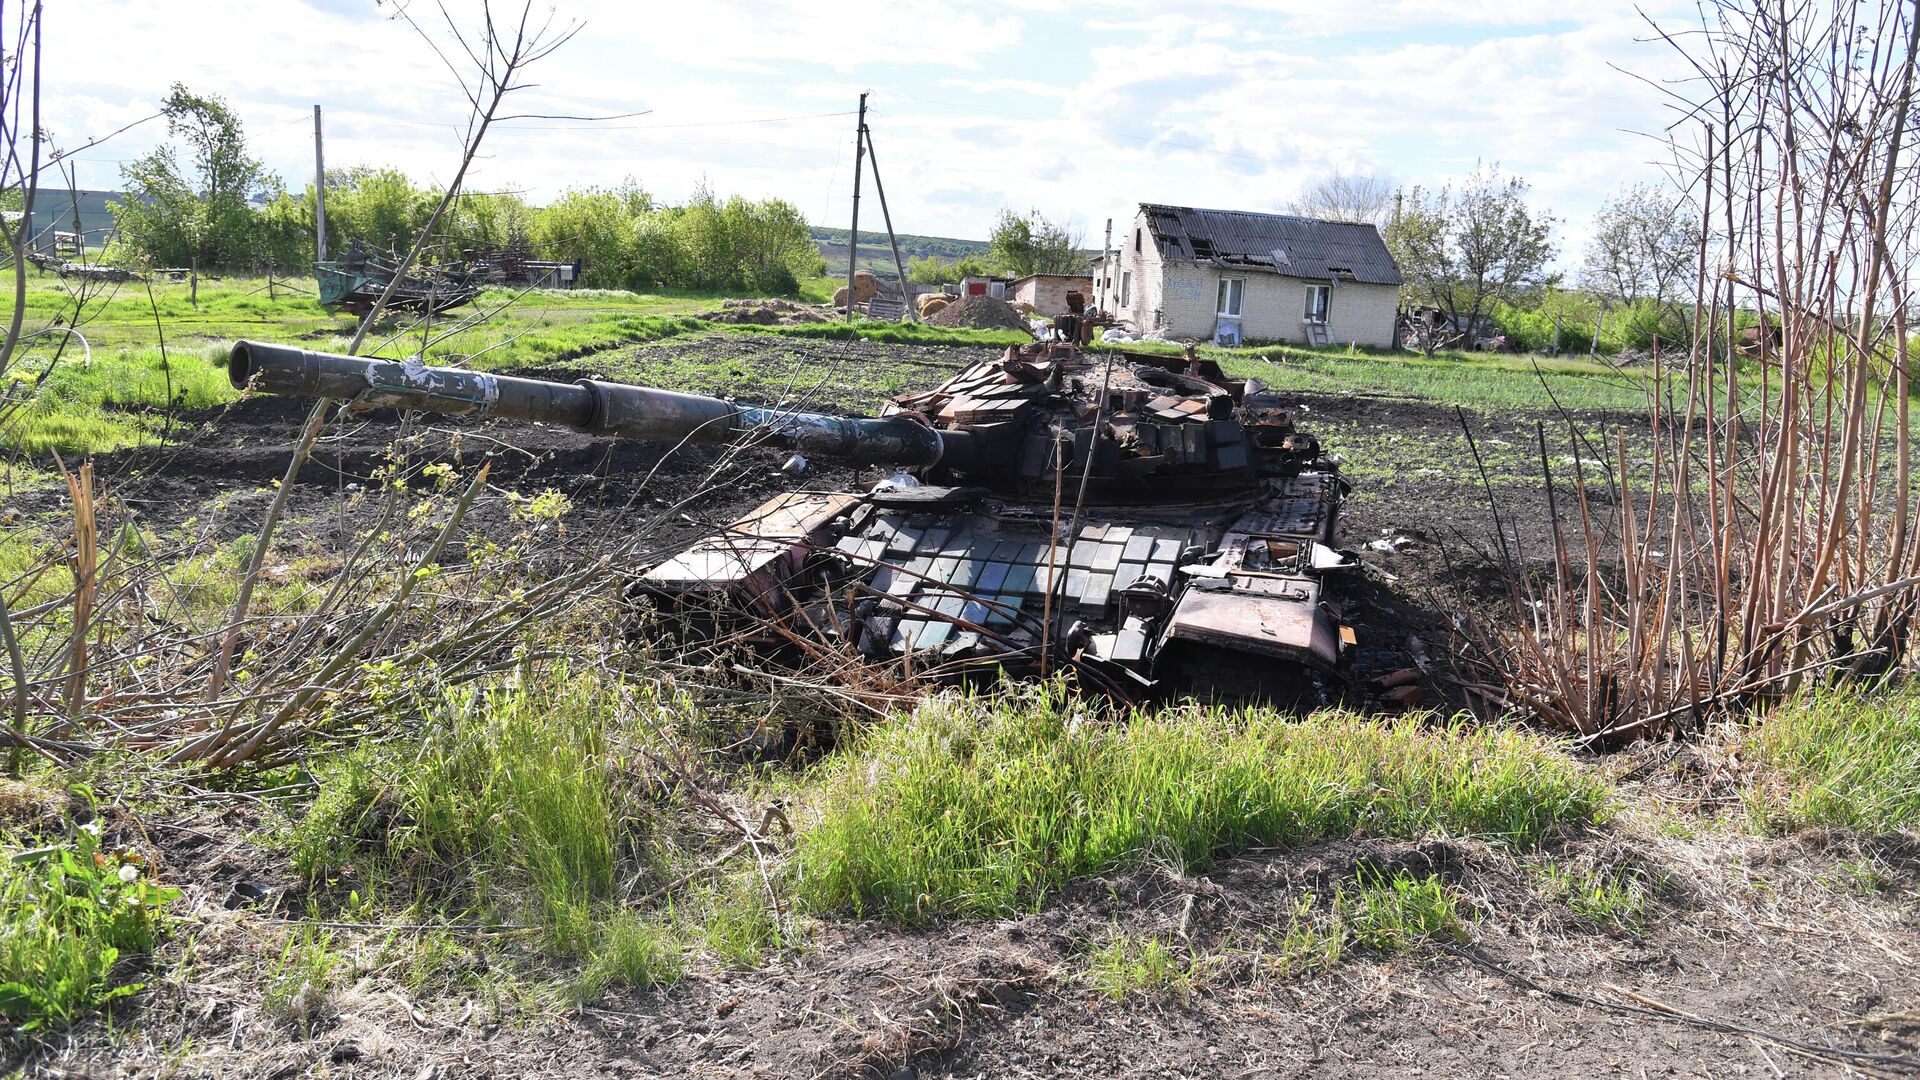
[49,0,1699,267]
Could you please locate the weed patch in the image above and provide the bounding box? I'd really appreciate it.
[1335,869,1469,952]
[0,814,180,1030]
[261,925,345,1033]
[570,913,682,1004]
[1085,934,1189,1000]
[1531,858,1650,931]
[793,687,1609,921]
[1267,894,1343,976]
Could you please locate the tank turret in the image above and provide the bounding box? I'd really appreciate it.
[226,338,1358,703]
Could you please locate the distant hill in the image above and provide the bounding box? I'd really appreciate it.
[811,226,990,277]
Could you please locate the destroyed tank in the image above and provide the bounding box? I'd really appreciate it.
[227,338,1357,702]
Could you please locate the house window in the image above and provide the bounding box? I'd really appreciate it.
[1217,277,1244,318]
[1304,284,1331,323]
[1119,270,1131,307]
[1134,228,1141,253]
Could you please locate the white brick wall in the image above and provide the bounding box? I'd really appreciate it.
[1009,274,1092,316]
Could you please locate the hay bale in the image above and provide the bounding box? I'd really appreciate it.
[851,269,880,302]
[1011,300,1036,315]
[919,296,950,317]
[832,286,851,308]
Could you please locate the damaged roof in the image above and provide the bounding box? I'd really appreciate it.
[1140,204,1402,286]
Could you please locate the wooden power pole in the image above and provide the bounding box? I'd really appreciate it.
[861,124,915,322]
[844,92,867,322]
[313,105,328,263]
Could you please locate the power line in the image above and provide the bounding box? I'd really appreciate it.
[357,109,858,133]
[514,109,857,131]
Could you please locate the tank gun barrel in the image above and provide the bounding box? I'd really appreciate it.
[227,340,965,468]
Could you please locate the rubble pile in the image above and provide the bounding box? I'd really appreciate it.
[924,294,1034,334]
[696,298,831,326]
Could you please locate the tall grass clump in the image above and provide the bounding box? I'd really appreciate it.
[793,687,1608,921]
[289,675,638,944]
[1748,685,1920,832]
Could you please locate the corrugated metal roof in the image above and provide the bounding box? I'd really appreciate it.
[1140,204,1403,286]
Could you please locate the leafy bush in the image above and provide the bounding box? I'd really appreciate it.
[794,687,1609,921]
[0,812,180,1030]
[907,253,991,285]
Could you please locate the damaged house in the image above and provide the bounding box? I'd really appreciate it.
[1096,203,1402,348]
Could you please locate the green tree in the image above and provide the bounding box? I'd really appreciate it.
[254,187,313,270]
[449,190,534,251]
[907,253,990,284]
[318,167,438,256]
[112,84,270,269]
[721,195,817,293]
[1384,164,1556,351]
[529,181,653,288]
[1582,184,1699,344]
[673,185,736,290]
[671,186,819,293]
[989,208,1083,276]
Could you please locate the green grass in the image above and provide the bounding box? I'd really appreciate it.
[754,316,1031,348]
[696,871,782,969]
[570,913,683,1004]
[1748,685,1920,833]
[288,675,634,944]
[1208,344,1657,413]
[1531,858,1650,931]
[792,686,1610,922]
[1268,893,1344,976]
[0,812,181,1030]
[4,342,235,452]
[261,925,345,1032]
[1085,934,1190,1000]
[1334,869,1469,952]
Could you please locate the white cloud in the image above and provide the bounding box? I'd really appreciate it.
[41,0,1707,264]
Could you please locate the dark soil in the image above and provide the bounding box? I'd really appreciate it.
[40,818,1920,1078]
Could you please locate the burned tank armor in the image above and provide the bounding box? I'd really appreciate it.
[228,338,1357,702]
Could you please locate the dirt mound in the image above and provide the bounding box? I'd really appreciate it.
[695,298,830,326]
[926,294,1034,334]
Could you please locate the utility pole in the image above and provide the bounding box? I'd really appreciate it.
[844,92,867,322]
[861,124,915,322]
[313,105,328,263]
[1101,217,1113,310]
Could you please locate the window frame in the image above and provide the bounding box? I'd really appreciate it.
[1304,284,1331,323]
[1217,276,1245,318]
[1119,270,1131,307]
